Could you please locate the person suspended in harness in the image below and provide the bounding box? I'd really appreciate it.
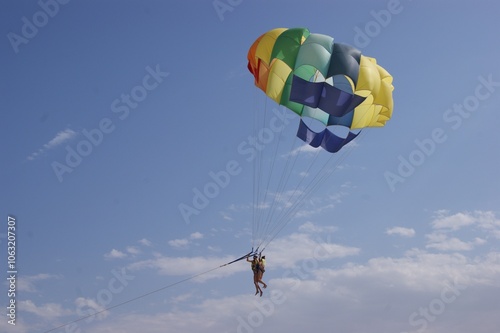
[257,255,267,289]
[247,254,267,296]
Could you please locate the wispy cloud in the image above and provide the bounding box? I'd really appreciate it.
[168,238,190,248]
[168,232,205,248]
[294,190,348,218]
[431,210,500,239]
[104,239,152,259]
[190,232,204,240]
[431,210,500,231]
[138,238,152,246]
[127,246,140,255]
[386,226,416,238]
[27,128,77,161]
[74,297,109,320]
[425,232,486,252]
[298,221,337,234]
[17,273,60,292]
[432,212,476,230]
[283,138,358,159]
[220,203,252,221]
[170,292,194,304]
[265,231,360,269]
[423,210,499,251]
[104,249,127,260]
[283,144,319,158]
[19,300,72,319]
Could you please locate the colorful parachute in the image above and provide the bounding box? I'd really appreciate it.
[247,27,394,153]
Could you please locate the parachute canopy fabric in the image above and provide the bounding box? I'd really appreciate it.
[247,27,394,153]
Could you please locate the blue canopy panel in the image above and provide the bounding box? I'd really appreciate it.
[327,109,354,127]
[296,119,359,153]
[327,43,362,84]
[289,75,365,119]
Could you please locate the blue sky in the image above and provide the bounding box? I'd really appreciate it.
[1,0,500,332]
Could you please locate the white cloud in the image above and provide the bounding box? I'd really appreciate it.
[426,233,474,251]
[294,204,333,218]
[255,188,343,220]
[168,238,190,248]
[207,245,221,252]
[340,181,352,188]
[75,297,109,320]
[138,238,152,246]
[386,226,416,238]
[425,232,487,252]
[27,128,77,160]
[104,249,127,259]
[432,212,476,230]
[220,211,233,221]
[170,292,194,304]
[103,243,145,260]
[44,129,76,148]
[254,232,359,269]
[127,246,140,255]
[298,221,337,233]
[17,273,60,292]
[283,138,358,159]
[19,300,72,319]
[168,232,204,248]
[474,237,487,245]
[284,144,319,157]
[474,211,500,232]
[220,203,252,221]
[493,230,500,239]
[431,211,500,234]
[190,232,204,240]
[427,211,500,247]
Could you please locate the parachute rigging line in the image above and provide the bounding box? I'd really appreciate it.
[258,135,360,251]
[252,94,269,249]
[259,134,322,242]
[247,27,393,254]
[249,96,363,251]
[253,105,292,247]
[255,136,358,252]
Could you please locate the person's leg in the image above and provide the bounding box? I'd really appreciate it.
[257,271,267,288]
[253,272,260,295]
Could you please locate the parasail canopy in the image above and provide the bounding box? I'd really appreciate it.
[247,27,394,153]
